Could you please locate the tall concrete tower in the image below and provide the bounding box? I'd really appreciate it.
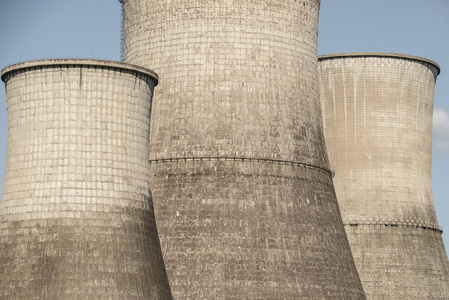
[0,60,173,299]
[123,1,365,298]
[319,53,449,299]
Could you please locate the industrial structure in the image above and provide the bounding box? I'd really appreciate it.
[1,1,448,299]
[318,53,449,299]
[0,60,172,299]
[122,0,365,298]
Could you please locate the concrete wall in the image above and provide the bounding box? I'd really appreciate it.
[319,53,449,299]
[0,59,172,299]
[124,1,365,298]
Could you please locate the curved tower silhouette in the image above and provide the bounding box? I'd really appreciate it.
[319,53,449,299]
[123,1,365,298]
[0,59,173,299]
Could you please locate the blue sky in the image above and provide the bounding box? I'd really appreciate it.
[0,0,448,256]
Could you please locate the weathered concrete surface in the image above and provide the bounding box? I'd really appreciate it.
[0,59,172,299]
[124,1,365,298]
[347,226,449,299]
[319,53,449,299]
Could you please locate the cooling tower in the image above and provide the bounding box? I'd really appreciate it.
[123,1,365,298]
[319,53,449,299]
[0,59,173,299]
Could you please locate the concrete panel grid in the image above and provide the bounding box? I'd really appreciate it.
[0,60,172,299]
[124,1,365,298]
[319,53,449,299]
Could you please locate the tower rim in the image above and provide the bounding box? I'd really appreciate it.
[1,58,158,85]
[318,52,440,75]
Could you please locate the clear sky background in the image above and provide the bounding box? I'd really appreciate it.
[0,0,448,256]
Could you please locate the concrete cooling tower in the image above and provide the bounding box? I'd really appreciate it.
[123,0,365,298]
[0,60,173,299]
[318,53,449,299]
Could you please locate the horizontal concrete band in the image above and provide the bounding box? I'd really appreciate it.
[318,52,440,75]
[1,59,158,85]
[343,221,443,234]
[149,156,333,177]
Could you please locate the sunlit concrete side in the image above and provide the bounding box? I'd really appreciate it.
[319,53,449,299]
[123,1,365,298]
[0,59,172,299]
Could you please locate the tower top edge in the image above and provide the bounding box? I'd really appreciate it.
[1,59,158,85]
[318,52,440,75]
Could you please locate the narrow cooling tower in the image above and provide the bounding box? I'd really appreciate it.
[123,1,365,298]
[319,53,449,299]
[0,59,173,299]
